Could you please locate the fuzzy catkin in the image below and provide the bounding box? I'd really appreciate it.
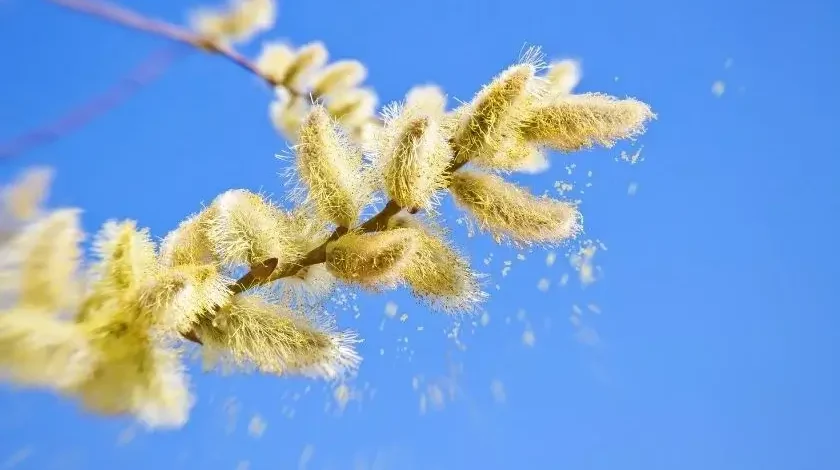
[451,62,539,166]
[522,93,655,152]
[325,228,420,287]
[389,215,485,313]
[449,171,581,246]
[295,106,370,227]
[379,104,452,209]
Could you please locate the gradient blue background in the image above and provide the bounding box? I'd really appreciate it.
[1,0,838,468]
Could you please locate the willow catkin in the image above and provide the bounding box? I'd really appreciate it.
[2,209,84,313]
[389,214,485,313]
[405,85,447,120]
[545,59,581,96]
[76,305,193,428]
[204,189,301,266]
[326,87,378,130]
[189,0,276,44]
[139,264,232,333]
[196,292,360,380]
[325,228,420,287]
[1,166,52,222]
[88,220,159,293]
[159,207,218,267]
[449,171,581,246]
[0,310,94,390]
[450,59,540,166]
[283,42,329,93]
[379,103,452,209]
[310,60,367,99]
[522,93,655,152]
[295,105,371,227]
[255,42,295,85]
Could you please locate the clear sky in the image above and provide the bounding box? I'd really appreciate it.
[1,0,838,469]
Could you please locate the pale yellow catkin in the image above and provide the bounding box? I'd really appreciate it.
[405,85,447,120]
[325,87,378,130]
[88,220,159,293]
[388,215,485,313]
[190,0,276,44]
[295,105,370,227]
[139,264,232,332]
[325,228,420,287]
[8,209,84,313]
[545,59,581,95]
[449,171,581,246]
[159,207,218,267]
[196,293,359,379]
[1,166,52,222]
[522,93,655,152]
[379,104,452,209]
[310,60,367,99]
[205,189,301,266]
[255,41,295,85]
[451,62,538,166]
[284,42,329,93]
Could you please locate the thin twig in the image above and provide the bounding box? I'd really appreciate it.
[0,45,188,159]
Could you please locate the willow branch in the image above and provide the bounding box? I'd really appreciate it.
[0,45,187,159]
[48,0,292,91]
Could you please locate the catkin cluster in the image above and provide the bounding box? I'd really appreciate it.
[0,0,655,429]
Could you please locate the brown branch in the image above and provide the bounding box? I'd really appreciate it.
[47,0,290,90]
[0,45,187,159]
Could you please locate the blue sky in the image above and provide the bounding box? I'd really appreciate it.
[1,0,839,469]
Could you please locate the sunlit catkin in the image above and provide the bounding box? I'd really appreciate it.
[545,59,581,96]
[310,60,367,99]
[76,311,193,428]
[205,189,300,266]
[140,264,232,332]
[325,228,420,287]
[255,42,295,86]
[1,166,52,222]
[0,310,94,390]
[196,293,360,379]
[190,0,276,44]
[522,93,655,152]
[379,103,452,209]
[159,207,218,267]
[449,171,581,246]
[89,220,158,292]
[326,88,378,130]
[405,85,447,120]
[284,42,329,93]
[450,60,540,166]
[295,105,370,227]
[389,215,485,313]
[4,209,84,312]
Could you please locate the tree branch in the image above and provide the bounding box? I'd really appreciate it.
[0,44,187,159]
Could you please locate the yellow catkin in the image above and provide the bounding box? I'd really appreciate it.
[522,93,655,152]
[295,106,370,227]
[450,60,540,166]
[310,60,367,99]
[205,189,301,266]
[76,300,193,428]
[379,103,452,209]
[1,166,53,222]
[5,209,84,313]
[449,171,581,246]
[272,211,336,303]
[405,85,447,120]
[159,207,218,267]
[195,293,360,379]
[89,220,159,292]
[139,264,232,333]
[325,87,378,130]
[190,0,276,44]
[0,310,94,390]
[545,59,581,96]
[255,42,295,85]
[389,215,485,313]
[325,228,420,287]
[283,42,329,92]
[269,95,308,142]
